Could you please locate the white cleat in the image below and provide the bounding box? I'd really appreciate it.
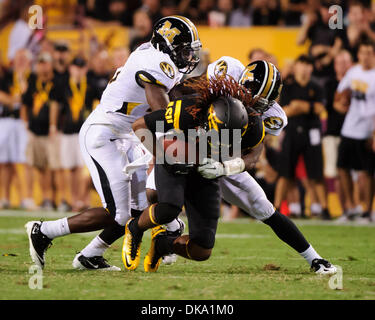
[162,254,178,265]
[311,258,337,275]
[72,252,121,271]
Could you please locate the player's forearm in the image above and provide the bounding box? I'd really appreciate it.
[242,142,264,171]
[144,83,170,111]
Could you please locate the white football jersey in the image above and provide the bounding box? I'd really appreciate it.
[86,42,183,129]
[207,56,245,81]
[207,56,287,136]
[337,64,375,139]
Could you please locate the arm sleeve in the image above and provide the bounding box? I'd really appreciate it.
[262,102,288,136]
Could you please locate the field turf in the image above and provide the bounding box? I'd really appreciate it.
[0,210,374,300]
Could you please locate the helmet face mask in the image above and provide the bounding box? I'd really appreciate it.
[239,60,282,115]
[173,41,202,74]
[151,16,202,74]
[253,96,273,114]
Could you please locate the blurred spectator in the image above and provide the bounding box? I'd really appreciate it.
[110,46,130,72]
[208,0,233,27]
[248,48,278,66]
[107,0,133,26]
[50,57,99,211]
[252,0,281,26]
[342,2,375,61]
[0,49,35,209]
[274,55,331,219]
[248,48,268,62]
[4,4,32,61]
[334,39,375,221]
[228,0,252,26]
[87,50,110,97]
[53,42,71,83]
[280,0,307,26]
[181,0,215,25]
[21,53,60,210]
[78,0,114,22]
[161,0,179,17]
[298,2,346,87]
[141,0,162,24]
[129,9,153,52]
[297,2,344,78]
[322,50,353,214]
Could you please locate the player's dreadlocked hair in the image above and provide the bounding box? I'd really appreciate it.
[183,75,258,119]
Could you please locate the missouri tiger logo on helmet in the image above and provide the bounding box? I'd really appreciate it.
[214,60,228,77]
[239,60,282,114]
[151,16,202,74]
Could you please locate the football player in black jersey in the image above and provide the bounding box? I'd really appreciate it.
[122,76,257,272]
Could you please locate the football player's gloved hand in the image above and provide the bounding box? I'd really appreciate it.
[198,157,245,179]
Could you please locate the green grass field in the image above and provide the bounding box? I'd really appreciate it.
[1,210,374,300]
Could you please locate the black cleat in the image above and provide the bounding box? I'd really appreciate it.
[163,218,185,265]
[311,258,337,275]
[25,221,52,269]
[72,253,121,271]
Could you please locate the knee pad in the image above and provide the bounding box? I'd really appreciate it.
[153,202,181,225]
[249,196,275,221]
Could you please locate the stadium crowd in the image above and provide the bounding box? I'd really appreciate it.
[0,0,375,222]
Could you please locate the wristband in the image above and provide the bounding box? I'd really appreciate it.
[223,158,245,176]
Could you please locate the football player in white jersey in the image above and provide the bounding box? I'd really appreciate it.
[147,57,337,274]
[25,16,201,271]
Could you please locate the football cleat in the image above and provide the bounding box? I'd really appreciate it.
[311,258,337,275]
[163,218,185,265]
[162,254,178,265]
[25,221,52,269]
[72,252,121,271]
[144,226,167,273]
[122,218,143,271]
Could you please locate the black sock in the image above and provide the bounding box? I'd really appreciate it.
[129,217,143,238]
[263,210,310,253]
[155,235,175,256]
[131,209,143,219]
[98,222,124,245]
